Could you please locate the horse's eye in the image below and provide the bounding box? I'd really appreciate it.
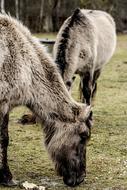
[79,130,89,140]
[66,81,72,87]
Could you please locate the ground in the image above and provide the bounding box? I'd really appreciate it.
[1,34,127,190]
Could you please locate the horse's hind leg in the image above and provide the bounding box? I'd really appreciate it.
[92,69,101,101]
[18,113,37,125]
[18,103,37,125]
[0,111,16,186]
[80,72,92,105]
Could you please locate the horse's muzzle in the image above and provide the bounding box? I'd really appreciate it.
[63,174,84,187]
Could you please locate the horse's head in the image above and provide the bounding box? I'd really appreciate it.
[44,105,92,187]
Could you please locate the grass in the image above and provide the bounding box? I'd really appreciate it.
[1,34,127,190]
[34,33,56,40]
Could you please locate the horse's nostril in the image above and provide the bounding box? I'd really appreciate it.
[63,176,76,187]
[76,175,84,185]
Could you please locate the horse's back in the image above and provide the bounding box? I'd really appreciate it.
[81,10,115,26]
[81,10,116,70]
[54,9,116,76]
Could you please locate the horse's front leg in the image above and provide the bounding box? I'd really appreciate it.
[80,72,92,105]
[0,112,16,186]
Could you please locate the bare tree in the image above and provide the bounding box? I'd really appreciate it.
[1,0,127,33]
[40,0,44,21]
[1,0,5,13]
[15,0,19,19]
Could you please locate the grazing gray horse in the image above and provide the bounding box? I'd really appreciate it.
[0,14,92,187]
[53,8,116,105]
[20,9,116,125]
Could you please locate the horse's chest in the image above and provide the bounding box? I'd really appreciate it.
[76,66,89,75]
[76,59,93,75]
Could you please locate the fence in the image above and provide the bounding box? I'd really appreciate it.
[39,38,55,53]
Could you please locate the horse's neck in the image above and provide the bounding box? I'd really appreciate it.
[30,84,76,123]
[25,36,80,123]
[29,63,77,123]
[63,43,80,81]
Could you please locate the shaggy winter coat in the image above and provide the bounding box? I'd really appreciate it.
[0,14,91,187]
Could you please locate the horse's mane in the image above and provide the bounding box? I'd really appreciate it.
[55,8,81,77]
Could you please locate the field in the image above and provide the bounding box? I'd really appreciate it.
[1,34,127,190]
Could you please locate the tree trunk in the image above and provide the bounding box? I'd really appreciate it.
[40,0,44,20]
[2,0,127,33]
[1,0,5,13]
[15,0,19,19]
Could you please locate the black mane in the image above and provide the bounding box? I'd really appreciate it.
[55,8,81,77]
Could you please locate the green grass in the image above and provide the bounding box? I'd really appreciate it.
[1,34,127,190]
[34,33,56,40]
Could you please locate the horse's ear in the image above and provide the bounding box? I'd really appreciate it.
[72,104,91,121]
[79,105,91,120]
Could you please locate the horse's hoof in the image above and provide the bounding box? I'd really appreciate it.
[0,179,19,187]
[18,114,37,125]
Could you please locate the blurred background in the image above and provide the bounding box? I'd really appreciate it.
[0,0,127,33]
